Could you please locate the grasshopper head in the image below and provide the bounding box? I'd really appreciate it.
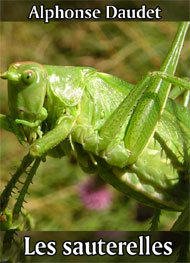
[0,62,48,143]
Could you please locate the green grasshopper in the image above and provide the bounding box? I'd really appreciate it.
[0,22,190,224]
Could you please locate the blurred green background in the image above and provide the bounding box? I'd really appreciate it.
[0,22,189,231]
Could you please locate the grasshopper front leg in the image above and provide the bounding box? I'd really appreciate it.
[30,116,76,158]
[99,22,189,166]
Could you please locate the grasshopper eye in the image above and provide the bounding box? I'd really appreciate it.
[22,70,35,84]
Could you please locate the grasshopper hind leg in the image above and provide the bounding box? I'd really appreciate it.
[150,73,190,108]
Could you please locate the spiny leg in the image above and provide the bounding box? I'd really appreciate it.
[0,153,34,213]
[13,158,41,221]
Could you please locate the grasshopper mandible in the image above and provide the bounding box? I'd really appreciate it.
[0,22,190,220]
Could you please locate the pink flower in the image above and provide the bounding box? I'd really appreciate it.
[78,175,113,211]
